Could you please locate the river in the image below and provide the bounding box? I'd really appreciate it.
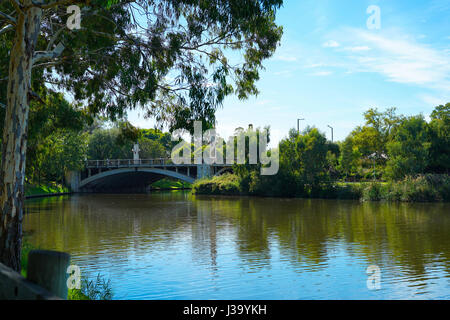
[23,192,450,299]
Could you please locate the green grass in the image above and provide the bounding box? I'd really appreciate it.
[25,183,69,197]
[151,178,191,190]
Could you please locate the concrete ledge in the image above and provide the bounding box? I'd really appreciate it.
[0,263,61,300]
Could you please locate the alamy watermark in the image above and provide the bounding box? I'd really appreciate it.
[366,265,381,290]
[67,5,81,30]
[366,5,381,30]
[67,264,81,290]
[170,121,279,176]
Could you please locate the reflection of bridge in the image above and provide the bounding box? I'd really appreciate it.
[66,159,232,192]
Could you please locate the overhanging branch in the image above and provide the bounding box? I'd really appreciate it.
[9,0,23,13]
[0,24,14,35]
[28,90,45,104]
[0,11,16,25]
[33,42,65,64]
[30,0,82,9]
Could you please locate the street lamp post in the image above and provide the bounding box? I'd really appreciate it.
[297,118,305,135]
[327,125,334,142]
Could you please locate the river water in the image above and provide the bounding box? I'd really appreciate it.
[23,192,450,299]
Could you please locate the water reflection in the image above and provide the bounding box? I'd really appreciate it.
[24,193,450,299]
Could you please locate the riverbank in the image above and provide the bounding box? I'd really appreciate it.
[25,183,71,198]
[150,178,192,190]
[192,173,450,202]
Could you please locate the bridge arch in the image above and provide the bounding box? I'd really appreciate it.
[79,168,195,192]
[214,167,233,176]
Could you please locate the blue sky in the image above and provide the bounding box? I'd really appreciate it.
[128,0,450,145]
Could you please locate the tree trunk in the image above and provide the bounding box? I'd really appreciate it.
[0,4,42,271]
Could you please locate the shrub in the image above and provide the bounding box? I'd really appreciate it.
[192,174,242,195]
[388,174,449,202]
[68,274,113,300]
[362,182,384,201]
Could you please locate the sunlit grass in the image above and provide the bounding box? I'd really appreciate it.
[25,183,69,196]
[151,178,191,190]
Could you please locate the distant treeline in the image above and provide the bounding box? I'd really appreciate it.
[194,103,450,202]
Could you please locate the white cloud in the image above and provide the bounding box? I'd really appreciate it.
[304,63,327,68]
[419,94,450,107]
[273,69,294,77]
[272,42,301,63]
[276,55,298,62]
[345,46,371,52]
[255,99,272,106]
[323,40,340,48]
[328,28,450,91]
[310,71,332,76]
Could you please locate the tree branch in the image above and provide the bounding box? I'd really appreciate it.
[0,24,14,35]
[30,0,84,9]
[9,0,23,13]
[28,90,45,104]
[33,42,65,64]
[0,11,16,25]
[46,25,66,51]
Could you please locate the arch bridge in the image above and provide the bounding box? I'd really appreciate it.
[67,159,233,193]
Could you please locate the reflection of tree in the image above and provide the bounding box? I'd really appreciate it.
[23,193,194,257]
[201,197,450,279]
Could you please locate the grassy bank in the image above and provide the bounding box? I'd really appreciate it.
[25,183,70,197]
[150,178,191,190]
[193,173,450,202]
[192,174,241,195]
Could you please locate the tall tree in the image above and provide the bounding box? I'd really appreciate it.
[428,103,450,174]
[385,116,430,180]
[338,136,359,179]
[352,107,402,164]
[0,0,283,270]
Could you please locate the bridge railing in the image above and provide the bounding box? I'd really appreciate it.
[86,158,172,168]
[84,159,233,168]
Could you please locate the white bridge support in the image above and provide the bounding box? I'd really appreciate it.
[65,171,81,192]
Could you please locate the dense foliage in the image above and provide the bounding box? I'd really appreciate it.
[194,103,450,202]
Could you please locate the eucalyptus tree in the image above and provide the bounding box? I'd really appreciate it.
[0,0,283,270]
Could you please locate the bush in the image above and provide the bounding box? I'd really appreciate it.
[386,174,449,202]
[360,174,450,202]
[192,174,242,195]
[68,274,113,300]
